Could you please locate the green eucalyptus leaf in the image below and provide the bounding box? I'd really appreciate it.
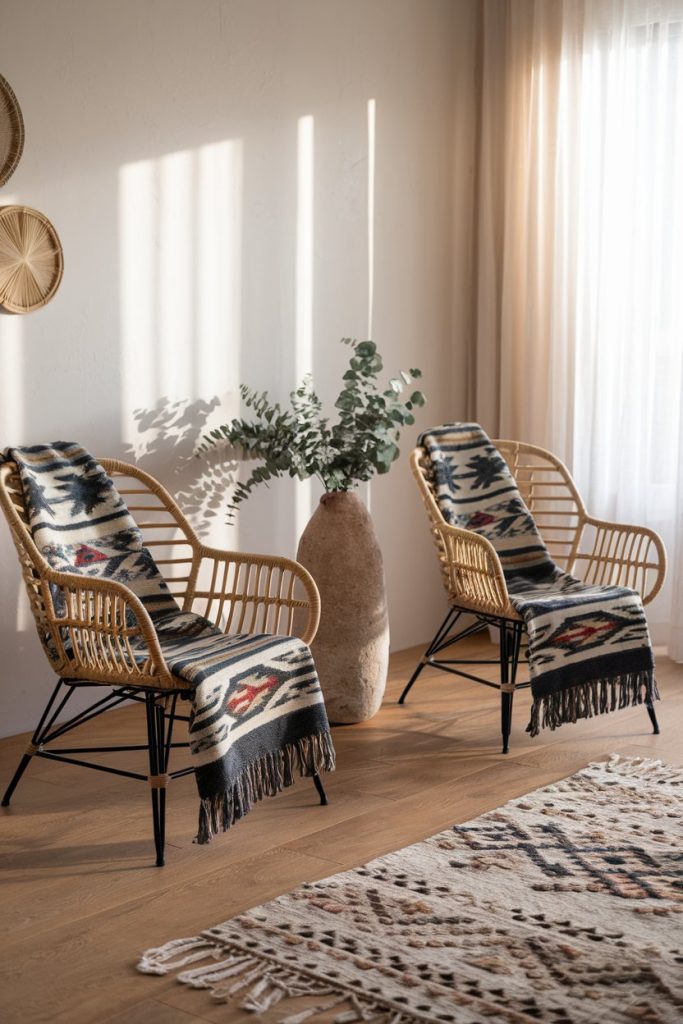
[202,338,426,516]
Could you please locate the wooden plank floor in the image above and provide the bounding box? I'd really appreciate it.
[1,635,681,1024]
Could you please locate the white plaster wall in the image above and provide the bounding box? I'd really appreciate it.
[0,0,477,736]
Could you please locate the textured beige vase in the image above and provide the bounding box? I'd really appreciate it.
[296,492,389,724]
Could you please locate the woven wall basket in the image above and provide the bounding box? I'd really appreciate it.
[0,74,24,187]
[0,205,64,313]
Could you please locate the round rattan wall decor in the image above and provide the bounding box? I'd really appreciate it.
[0,73,24,187]
[0,205,64,313]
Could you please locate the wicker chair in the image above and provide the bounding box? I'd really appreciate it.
[401,439,666,752]
[0,458,326,865]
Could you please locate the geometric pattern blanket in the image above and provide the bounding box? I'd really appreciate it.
[420,423,658,736]
[5,442,334,842]
[138,756,683,1023]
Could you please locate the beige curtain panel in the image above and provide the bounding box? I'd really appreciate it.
[466,0,683,656]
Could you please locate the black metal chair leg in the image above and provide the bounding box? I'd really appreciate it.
[398,660,428,706]
[2,753,33,807]
[500,623,522,755]
[509,624,523,688]
[2,678,73,807]
[645,699,660,735]
[501,691,514,755]
[312,771,328,806]
[146,694,167,867]
[499,625,512,754]
[399,607,459,704]
[155,789,166,867]
[149,695,180,866]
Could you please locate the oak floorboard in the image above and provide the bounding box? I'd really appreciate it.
[0,635,681,1024]
[101,998,207,1023]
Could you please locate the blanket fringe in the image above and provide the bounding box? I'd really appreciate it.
[526,670,658,737]
[138,938,425,1023]
[196,729,336,844]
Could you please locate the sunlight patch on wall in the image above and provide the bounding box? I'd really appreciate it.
[367,98,376,340]
[196,141,243,398]
[365,99,377,515]
[0,315,24,444]
[0,192,23,444]
[118,139,243,449]
[0,312,31,632]
[295,115,314,541]
[120,159,157,425]
[159,150,194,397]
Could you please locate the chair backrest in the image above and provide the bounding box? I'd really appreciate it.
[0,458,197,672]
[493,440,586,571]
[101,459,198,607]
[491,442,665,602]
[411,439,585,594]
[1,456,320,668]
[413,437,665,605]
[0,460,58,668]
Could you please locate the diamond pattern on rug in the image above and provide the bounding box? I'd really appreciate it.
[448,818,677,901]
[139,756,683,1023]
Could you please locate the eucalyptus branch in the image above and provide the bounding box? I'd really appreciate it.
[198,338,425,519]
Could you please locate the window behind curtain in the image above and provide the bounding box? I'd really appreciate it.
[553,3,683,642]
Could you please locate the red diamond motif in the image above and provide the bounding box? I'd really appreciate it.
[74,544,108,567]
[546,611,631,654]
[468,511,496,528]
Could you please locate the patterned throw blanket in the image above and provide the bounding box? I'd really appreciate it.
[420,424,658,735]
[6,443,334,841]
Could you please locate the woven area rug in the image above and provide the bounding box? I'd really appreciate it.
[138,757,683,1023]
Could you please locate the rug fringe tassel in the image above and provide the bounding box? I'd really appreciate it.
[138,938,427,1022]
[137,936,220,975]
[590,753,683,784]
[196,729,335,844]
[526,670,658,737]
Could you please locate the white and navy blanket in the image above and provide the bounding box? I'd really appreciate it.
[420,424,658,735]
[6,443,334,841]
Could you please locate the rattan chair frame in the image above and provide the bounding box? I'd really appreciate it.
[400,439,665,751]
[0,457,325,865]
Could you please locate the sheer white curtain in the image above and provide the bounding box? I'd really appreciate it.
[473,0,683,652]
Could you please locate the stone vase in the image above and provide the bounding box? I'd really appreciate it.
[296,491,389,724]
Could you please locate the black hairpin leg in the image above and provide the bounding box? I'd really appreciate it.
[1,754,33,809]
[312,772,328,806]
[645,697,660,735]
[398,607,460,704]
[500,623,523,755]
[2,678,74,807]
[145,693,178,867]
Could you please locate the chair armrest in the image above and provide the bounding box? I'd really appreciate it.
[435,523,512,617]
[42,569,174,687]
[570,515,667,605]
[186,546,321,646]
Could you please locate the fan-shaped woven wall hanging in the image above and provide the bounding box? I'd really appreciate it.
[0,73,24,187]
[0,205,63,313]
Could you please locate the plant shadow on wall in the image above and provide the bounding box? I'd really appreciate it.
[122,395,239,539]
[199,337,425,726]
